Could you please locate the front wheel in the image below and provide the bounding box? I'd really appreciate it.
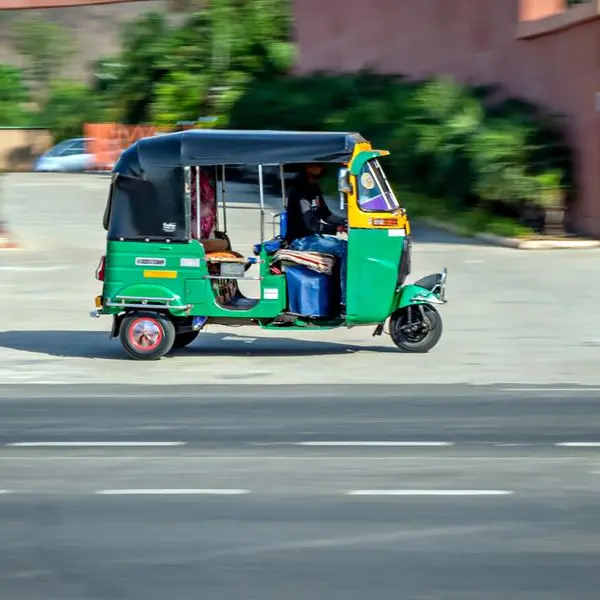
[120,312,176,360]
[390,304,442,353]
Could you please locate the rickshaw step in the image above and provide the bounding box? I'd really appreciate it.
[220,296,260,311]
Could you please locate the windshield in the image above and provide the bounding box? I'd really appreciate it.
[357,159,400,212]
[45,139,75,157]
[64,139,87,155]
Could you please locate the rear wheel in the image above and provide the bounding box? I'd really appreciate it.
[390,304,442,353]
[172,330,200,349]
[120,312,175,360]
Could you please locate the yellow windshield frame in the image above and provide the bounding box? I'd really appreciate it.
[346,143,410,232]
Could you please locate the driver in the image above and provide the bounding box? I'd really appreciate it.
[285,163,348,311]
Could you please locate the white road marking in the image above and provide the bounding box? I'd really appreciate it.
[0,266,67,272]
[502,388,600,392]
[489,443,534,447]
[222,336,256,343]
[0,490,12,494]
[296,441,453,447]
[346,489,514,496]
[7,441,187,448]
[9,182,108,188]
[0,456,587,462]
[555,442,600,448]
[95,488,250,495]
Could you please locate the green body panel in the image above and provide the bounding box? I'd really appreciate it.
[104,282,190,317]
[102,241,188,317]
[345,228,404,325]
[100,236,443,330]
[101,240,286,319]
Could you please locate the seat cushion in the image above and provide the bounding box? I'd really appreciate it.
[273,249,336,276]
[205,250,246,263]
[205,250,253,273]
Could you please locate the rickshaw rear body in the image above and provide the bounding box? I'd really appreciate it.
[101,240,287,322]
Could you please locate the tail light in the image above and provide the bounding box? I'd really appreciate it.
[95,255,106,281]
[370,218,399,227]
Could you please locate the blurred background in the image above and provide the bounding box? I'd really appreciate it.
[2,4,600,600]
[0,0,598,239]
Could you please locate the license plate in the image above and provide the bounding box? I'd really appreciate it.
[220,263,245,278]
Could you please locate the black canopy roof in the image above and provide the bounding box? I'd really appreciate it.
[113,129,367,177]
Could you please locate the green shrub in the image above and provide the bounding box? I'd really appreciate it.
[227,72,573,229]
[468,117,539,206]
[0,63,31,126]
[40,79,105,142]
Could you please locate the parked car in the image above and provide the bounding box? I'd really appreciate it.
[34,138,94,173]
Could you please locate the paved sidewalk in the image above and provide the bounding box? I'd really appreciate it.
[1,173,600,385]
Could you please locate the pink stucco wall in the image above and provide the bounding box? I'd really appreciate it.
[293,0,600,235]
[0,0,143,7]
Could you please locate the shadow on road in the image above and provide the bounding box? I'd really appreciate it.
[0,331,121,359]
[177,332,398,357]
[0,330,398,359]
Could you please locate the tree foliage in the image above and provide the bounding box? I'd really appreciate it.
[1,0,573,230]
[41,79,104,142]
[11,15,74,100]
[104,0,294,124]
[0,63,30,125]
[228,73,573,220]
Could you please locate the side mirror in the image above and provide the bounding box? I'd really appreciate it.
[338,168,352,211]
[338,168,352,194]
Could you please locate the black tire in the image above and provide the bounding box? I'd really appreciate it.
[119,312,176,361]
[172,330,200,349]
[390,304,442,353]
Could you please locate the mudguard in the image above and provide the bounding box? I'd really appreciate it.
[103,283,190,317]
[395,268,447,310]
[102,283,190,339]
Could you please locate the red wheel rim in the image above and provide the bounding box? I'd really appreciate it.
[128,317,164,352]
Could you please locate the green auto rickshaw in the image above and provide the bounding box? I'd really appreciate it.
[91,129,447,360]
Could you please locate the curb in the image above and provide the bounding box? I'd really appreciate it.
[419,218,600,250]
[476,232,600,250]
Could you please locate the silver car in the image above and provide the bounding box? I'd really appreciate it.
[34,137,94,173]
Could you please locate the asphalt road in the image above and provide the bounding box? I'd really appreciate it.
[1,385,600,599]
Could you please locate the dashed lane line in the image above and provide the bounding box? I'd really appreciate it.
[346,489,514,497]
[95,488,251,495]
